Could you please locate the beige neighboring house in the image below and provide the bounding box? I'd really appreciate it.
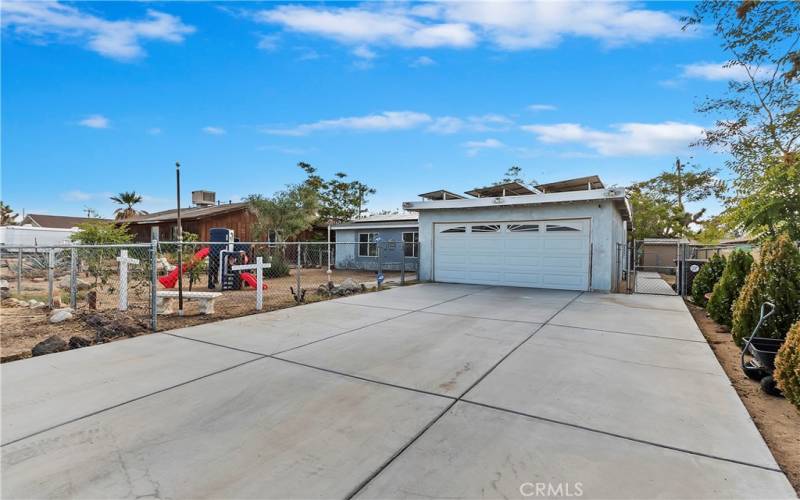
[638,238,689,272]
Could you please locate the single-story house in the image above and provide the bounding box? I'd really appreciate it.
[401,176,631,292]
[331,213,419,271]
[638,238,689,272]
[19,213,113,228]
[2,214,114,247]
[124,199,257,242]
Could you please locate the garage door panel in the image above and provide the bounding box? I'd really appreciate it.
[434,219,590,291]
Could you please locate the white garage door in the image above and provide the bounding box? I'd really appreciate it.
[433,219,591,290]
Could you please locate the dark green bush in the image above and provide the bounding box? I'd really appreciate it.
[691,254,726,306]
[775,321,800,410]
[732,234,800,346]
[707,250,754,328]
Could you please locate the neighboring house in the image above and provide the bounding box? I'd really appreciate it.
[124,201,257,242]
[402,176,631,292]
[331,213,419,271]
[639,238,689,272]
[2,214,114,246]
[19,213,113,228]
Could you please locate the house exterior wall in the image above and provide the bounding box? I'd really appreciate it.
[415,200,622,292]
[333,226,418,271]
[127,209,258,242]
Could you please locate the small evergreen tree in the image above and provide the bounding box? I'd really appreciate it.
[707,250,754,327]
[775,321,800,410]
[691,254,726,306]
[732,234,800,346]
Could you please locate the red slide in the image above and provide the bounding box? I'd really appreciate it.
[240,272,268,290]
[159,247,210,288]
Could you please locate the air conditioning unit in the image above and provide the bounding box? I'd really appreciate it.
[192,190,216,207]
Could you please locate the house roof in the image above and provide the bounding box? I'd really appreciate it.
[417,190,466,201]
[331,212,418,231]
[20,214,113,229]
[535,175,604,193]
[642,238,690,245]
[123,202,249,224]
[403,188,631,221]
[464,181,539,198]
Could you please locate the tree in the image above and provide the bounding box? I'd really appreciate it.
[724,154,800,241]
[691,253,726,306]
[775,320,800,410]
[629,159,726,239]
[246,185,319,242]
[731,234,800,346]
[110,191,147,220]
[0,202,18,225]
[298,162,376,223]
[686,2,799,237]
[494,165,537,186]
[70,220,134,290]
[708,249,754,327]
[83,207,102,219]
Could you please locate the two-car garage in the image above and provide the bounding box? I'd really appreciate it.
[404,185,631,293]
[433,219,591,291]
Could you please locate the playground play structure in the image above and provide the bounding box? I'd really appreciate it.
[158,228,268,291]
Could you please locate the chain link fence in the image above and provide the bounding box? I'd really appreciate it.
[1,240,418,360]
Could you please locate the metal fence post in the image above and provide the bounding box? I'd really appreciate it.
[400,253,406,285]
[296,242,302,302]
[70,247,78,309]
[150,239,158,332]
[47,249,55,308]
[16,248,22,294]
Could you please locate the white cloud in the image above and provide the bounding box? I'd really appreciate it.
[353,45,377,60]
[427,114,513,134]
[527,104,556,112]
[264,111,433,136]
[257,34,279,51]
[1,1,195,61]
[679,62,775,82]
[202,126,226,135]
[463,138,505,157]
[147,127,162,135]
[61,190,93,202]
[78,114,109,129]
[256,5,475,49]
[255,2,687,52]
[411,55,436,67]
[521,121,704,156]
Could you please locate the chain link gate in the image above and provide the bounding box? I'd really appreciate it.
[631,240,680,296]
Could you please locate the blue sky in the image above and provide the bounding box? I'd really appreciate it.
[2,1,740,219]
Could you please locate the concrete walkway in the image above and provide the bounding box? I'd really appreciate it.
[1,284,795,499]
[635,271,677,295]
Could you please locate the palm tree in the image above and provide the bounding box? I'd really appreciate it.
[0,202,18,225]
[110,191,147,220]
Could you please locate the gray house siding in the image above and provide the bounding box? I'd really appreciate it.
[333,227,419,271]
[416,200,623,292]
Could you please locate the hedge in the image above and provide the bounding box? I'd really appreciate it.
[707,250,754,328]
[775,321,800,410]
[691,254,726,306]
[731,234,800,346]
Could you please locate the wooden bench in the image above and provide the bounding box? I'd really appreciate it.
[156,291,222,315]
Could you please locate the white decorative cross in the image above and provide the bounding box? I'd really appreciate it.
[117,249,140,311]
[231,256,271,310]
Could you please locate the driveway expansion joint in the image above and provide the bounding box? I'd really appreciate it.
[547,322,707,343]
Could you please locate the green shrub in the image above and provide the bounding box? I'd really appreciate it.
[732,234,800,346]
[707,250,754,328]
[775,321,800,410]
[691,254,726,306]
[255,248,291,278]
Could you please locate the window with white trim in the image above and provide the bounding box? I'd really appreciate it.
[403,232,418,257]
[507,224,539,232]
[440,226,466,233]
[471,224,501,233]
[358,233,378,257]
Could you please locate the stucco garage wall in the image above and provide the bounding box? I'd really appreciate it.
[416,200,620,292]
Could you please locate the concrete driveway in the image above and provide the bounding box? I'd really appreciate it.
[1,284,795,499]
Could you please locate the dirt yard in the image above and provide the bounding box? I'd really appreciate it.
[1,267,415,362]
[686,301,800,494]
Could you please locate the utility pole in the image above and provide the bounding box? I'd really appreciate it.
[176,161,184,316]
[675,157,684,210]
